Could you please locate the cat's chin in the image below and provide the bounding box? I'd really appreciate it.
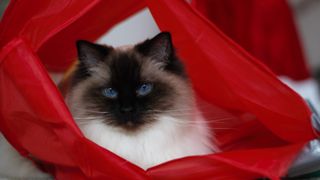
[76,111,216,169]
[107,116,156,133]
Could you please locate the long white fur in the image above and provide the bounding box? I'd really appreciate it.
[77,110,215,169]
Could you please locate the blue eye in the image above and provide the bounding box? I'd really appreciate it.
[137,83,153,96]
[102,88,118,98]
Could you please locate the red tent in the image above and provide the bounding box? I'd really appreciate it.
[0,0,316,179]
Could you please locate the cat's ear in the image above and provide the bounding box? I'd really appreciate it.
[76,40,112,68]
[136,32,174,64]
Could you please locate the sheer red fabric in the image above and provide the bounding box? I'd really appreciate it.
[192,0,310,80]
[0,0,316,179]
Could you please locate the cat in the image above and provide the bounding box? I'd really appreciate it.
[0,32,216,179]
[65,32,217,169]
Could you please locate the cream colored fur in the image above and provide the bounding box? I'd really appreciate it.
[73,109,215,169]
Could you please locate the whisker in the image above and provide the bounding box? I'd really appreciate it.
[145,111,229,117]
[76,121,105,126]
[71,107,111,114]
[73,117,98,120]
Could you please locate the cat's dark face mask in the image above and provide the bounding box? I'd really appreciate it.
[72,32,189,131]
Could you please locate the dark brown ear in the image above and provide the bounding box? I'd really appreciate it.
[135,32,174,64]
[76,40,112,68]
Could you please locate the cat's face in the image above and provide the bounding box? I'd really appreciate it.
[67,32,194,131]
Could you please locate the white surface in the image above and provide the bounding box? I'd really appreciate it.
[97,8,160,46]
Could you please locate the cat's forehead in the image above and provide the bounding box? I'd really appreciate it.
[98,46,160,84]
[116,44,134,51]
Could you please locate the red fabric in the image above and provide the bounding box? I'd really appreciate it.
[0,0,316,179]
[191,0,310,80]
[0,0,145,72]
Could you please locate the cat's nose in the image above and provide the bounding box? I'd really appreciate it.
[120,106,134,113]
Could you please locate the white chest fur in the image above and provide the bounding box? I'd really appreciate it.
[78,113,215,169]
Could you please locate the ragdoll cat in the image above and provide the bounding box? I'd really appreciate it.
[65,32,216,169]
